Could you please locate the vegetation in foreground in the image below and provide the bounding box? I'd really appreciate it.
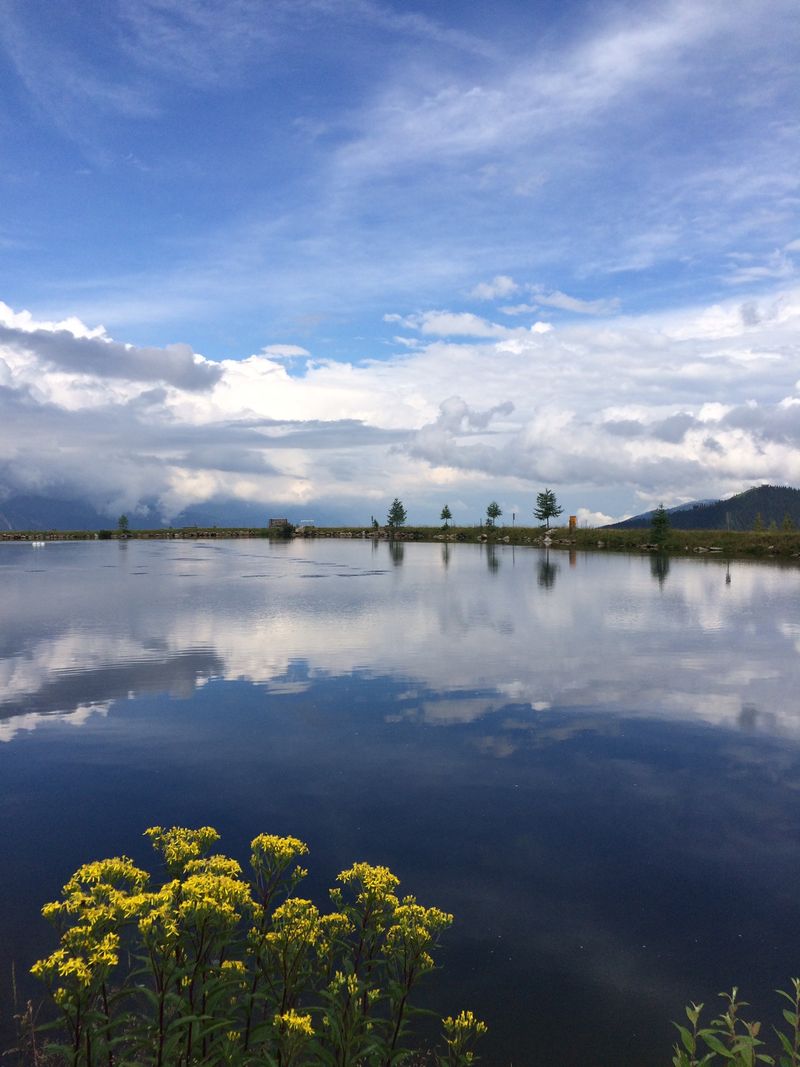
[10,830,800,1066]
[12,827,485,1067]
[670,983,800,1066]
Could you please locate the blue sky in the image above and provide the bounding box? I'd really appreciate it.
[1,0,799,524]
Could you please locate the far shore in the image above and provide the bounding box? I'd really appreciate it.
[3,523,800,560]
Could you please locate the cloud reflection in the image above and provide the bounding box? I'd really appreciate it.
[1,539,799,742]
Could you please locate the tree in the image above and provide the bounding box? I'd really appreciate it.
[387,498,407,530]
[440,504,452,530]
[534,489,563,530]
[782,513,795,532]
[650,503,670,545]
[117,513,130,536]
[753,512,764,532]
[486,501,502,528]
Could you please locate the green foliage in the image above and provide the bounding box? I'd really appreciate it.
[485,502,502,528]
[754,512,765,532]
[440,504,452,529]
[117,514,129,534]
[534,489,563,530]
[25,826,486,1067]
[783,513,795,532]
[651,503,671,544]
[387,499,407,529]
[672,981,800,1066]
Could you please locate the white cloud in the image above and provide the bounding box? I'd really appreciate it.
[533,289,621,315]
[469,275,520,300]
[407,311,511,338]
[575,507,618,527]
[260,344,311,359]
[724,250,796,286]
[2,283,800,521]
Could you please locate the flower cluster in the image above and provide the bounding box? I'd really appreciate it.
[29,826,487,1067]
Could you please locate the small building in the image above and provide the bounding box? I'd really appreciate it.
[269,517,290,529]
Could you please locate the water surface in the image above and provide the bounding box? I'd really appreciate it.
[2,538,800,1065]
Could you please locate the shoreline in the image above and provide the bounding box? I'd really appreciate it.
[2,524,800,560]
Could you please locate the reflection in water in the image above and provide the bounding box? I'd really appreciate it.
[650,552,670,587]
[537,549,559,589]
[485,543,500,573]
[3,540,800,1066]
[2,540,799,740]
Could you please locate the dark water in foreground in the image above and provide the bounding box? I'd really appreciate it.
[2,538,800,1065]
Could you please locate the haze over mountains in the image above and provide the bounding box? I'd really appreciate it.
[0,494,350,532]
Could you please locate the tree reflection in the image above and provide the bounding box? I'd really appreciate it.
[650,553,670,588]
[486,543,500,573]
[390,540,405,566]
[441,541,451,569]
[537,550,559,589]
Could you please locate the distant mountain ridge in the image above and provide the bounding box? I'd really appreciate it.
[608,485,800,530]
[0,492,347,531]
[0,494,268,532]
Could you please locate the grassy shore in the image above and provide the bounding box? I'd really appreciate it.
[307,524,800,559]
[2,523,800,559]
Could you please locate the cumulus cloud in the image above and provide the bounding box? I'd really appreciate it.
[3,284,800,521]
[0,324,221,391]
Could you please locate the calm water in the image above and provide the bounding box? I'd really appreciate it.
[3,538,800,1065]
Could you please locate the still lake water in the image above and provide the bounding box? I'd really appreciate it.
[3,537,800,1064]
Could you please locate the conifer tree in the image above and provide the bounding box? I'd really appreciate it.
[534,489,563,530]
[387,498,407,530]
[650,504,670,545]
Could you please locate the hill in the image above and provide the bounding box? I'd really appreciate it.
[608,485,800,531]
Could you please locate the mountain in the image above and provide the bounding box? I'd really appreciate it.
[0,491,352,531]
[608,485,800,530]
[0,494,117,532]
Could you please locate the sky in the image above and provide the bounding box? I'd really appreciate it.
[0,0,799,525]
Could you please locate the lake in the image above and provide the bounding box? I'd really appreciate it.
[2,537,800,1065]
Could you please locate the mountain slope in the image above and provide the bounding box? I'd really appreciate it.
[608,485,800,530]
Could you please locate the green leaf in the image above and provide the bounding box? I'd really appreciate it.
[674,1023,696,1054]
[702,1032,735,1058]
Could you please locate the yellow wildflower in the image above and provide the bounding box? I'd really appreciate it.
[184,854,243,878]
[251,834,308,867]
[144,826,220,873]
[274,1008,314,1038]
[337,862,399,901]
[442,1009,488,1050]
